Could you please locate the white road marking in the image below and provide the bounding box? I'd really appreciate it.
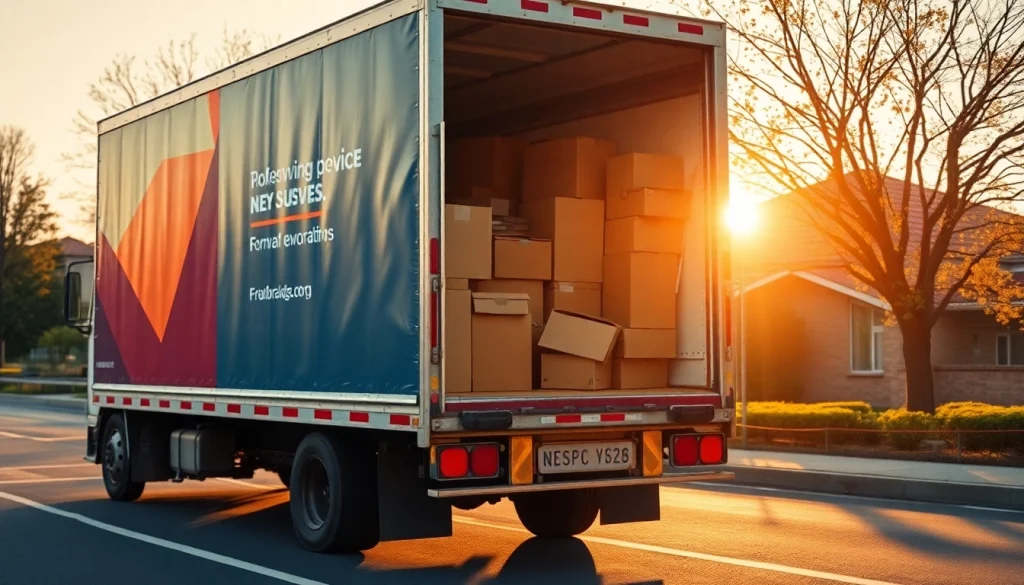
[452,516,904,585]
[0,476,99,486]
[0,431,83,442]
[215,478,281,491]
[0,490,328,585]
[0,463,93,471]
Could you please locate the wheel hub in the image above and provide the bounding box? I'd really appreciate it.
[301,456,331,531]
[104,428,126,485]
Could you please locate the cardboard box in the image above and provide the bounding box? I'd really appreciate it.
[614,329,677,358]
[444,289,472,393]
[523,137,617,201]
[446,278,469,291]
[541,354,611,390]
[605,217,684,255]
[538,310,620,362]
[493,237,552,280]
[454,186,512,217]
[545,281,601,321]
[471,293,532,391]
[445,204,492,279]
[522,197,604,282]
[603,252,678,329]
[448,136,525,199]
[606,153,686,198]
[474,279,544,326]
[613,358,669,389]
[606,188,689,220]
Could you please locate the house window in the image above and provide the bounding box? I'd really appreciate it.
[851,303,884,373]
[996,333,1024,366]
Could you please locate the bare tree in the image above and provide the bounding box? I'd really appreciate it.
[62,27,278,223]
[709,0,1024,411]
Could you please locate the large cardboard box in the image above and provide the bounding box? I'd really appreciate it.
[614,329,677,358]
[606,153,686,198]
[448,136,525,199]
[545,281,601,321]
[446,278,469,291]
[538,310,620,362]
[541,354,611,390]
[523,137,617,201]
[606,188,689,220]
[444,289,472,393]
[523,197,604,282]
[603,252,678,329]
[612,358,669,389]
[471,293,532,391]
[605,217,684,255]
[493,237,552,280]
[445,204,492,279]
[473,279,544,326]
[454,186,512,217]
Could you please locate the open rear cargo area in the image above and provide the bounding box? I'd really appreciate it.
[440,10,719,402]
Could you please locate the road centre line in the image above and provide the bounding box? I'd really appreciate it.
[0,431,83,442]
[0,490,329,585]
[452,516,904,585]
[0,476,100,486]
[0,463,94,471]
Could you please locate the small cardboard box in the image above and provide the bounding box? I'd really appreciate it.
[545,281,601,321]
[606,153,686,198]
[444,289,472,393]
[605,217,684,255]
[612,358,669,389]
[471,293,532,392]
[603,252,679,329]
[523,136,617,201]
[448,136,525,199]
[538,310,621,362]
[474,279,544,326]
[493,237,552,280]
[606,188,689,220]
[454,186,512,217]
[541,354,612,390]
[445,204,492,279]
[522,197,604,283]
[446,278,469,291]
[614,329,677,359]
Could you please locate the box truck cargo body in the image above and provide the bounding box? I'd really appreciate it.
[65,0,736,553]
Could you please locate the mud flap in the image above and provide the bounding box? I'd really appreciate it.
[377,442,452,541]
[598,483,661,525]
[124,411,174,483]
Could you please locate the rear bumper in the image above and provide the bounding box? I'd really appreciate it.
[427,470,733,498]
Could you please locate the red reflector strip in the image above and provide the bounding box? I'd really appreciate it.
[140,399,151,407]
[464,0,487,3]
[254,405,270,416]
[122,397,132,406]
[390,413,411,426]
[678,22,704,35]
[521,0,548,12]
[601,413,626,422]
[203,403,216,412]
[350,411,370,423]
[555,414,582,424]
[92,395,99,403]
[572,6,602,19]
[430,238,440,275]
[105,396,114,404]
[227,404,241,414]
[159,400,171,409]
[314,409,332,420]
[430,290,439,348]
[180,401,192,410]
[624,14,649,26]
[282,407,299,418]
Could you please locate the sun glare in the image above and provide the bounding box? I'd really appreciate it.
[725,197,760,237]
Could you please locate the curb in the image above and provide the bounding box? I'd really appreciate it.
[0,393,87,415]
[719,465,1024,511]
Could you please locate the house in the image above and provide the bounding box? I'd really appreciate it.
[738,175,1024,408]
[58,237,93,273]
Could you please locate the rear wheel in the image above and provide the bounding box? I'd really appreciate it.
[288,433,379,553]
[101,413,146,502]
[513,489,599,538]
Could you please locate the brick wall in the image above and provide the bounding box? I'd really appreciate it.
[933,366,1024,406]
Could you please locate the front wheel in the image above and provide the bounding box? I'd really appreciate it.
[513,489,599,538]
[100,413,145,502]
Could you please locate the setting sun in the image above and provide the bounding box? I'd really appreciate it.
[725,196,760,236]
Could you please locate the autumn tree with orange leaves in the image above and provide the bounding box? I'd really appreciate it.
[707,0,1024,411]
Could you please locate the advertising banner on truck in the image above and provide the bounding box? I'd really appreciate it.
[93,14,421,395]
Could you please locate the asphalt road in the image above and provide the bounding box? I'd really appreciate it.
[1,398,1022,585]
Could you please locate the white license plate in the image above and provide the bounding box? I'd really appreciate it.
[536,441,635,474]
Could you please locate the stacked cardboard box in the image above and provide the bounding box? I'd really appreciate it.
[538,311,620,390]
[602,153,689,389]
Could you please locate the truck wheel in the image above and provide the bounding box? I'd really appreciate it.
[100,413,145,502]
[513,489,599,538]
[289,433,379,553]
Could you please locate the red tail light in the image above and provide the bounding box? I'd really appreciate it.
[671,433,726,466]
[671,435,699,466]
[470,444,500,477]
[438,447,469,479]
[436,442,501,480]
[699,434,724,464]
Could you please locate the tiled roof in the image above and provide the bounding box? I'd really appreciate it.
[59,237,93,258]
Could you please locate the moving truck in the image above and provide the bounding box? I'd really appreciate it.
[64,0,736,553]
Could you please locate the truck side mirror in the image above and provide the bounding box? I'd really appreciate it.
[64,259,94,335]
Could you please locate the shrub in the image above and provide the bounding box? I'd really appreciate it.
[744,402,863,429]
[878,408,937,450]
[815,401,874,414]
[937,404,1024,452]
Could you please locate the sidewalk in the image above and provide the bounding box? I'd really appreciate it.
[721,448,1024,510]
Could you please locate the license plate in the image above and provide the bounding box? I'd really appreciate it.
[536,441,634,474]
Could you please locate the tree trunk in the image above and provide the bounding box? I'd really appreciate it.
[899,320,936,413]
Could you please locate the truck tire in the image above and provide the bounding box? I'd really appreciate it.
[289,433,379,553]
[513,489,599,538]
[100,413,146,502]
